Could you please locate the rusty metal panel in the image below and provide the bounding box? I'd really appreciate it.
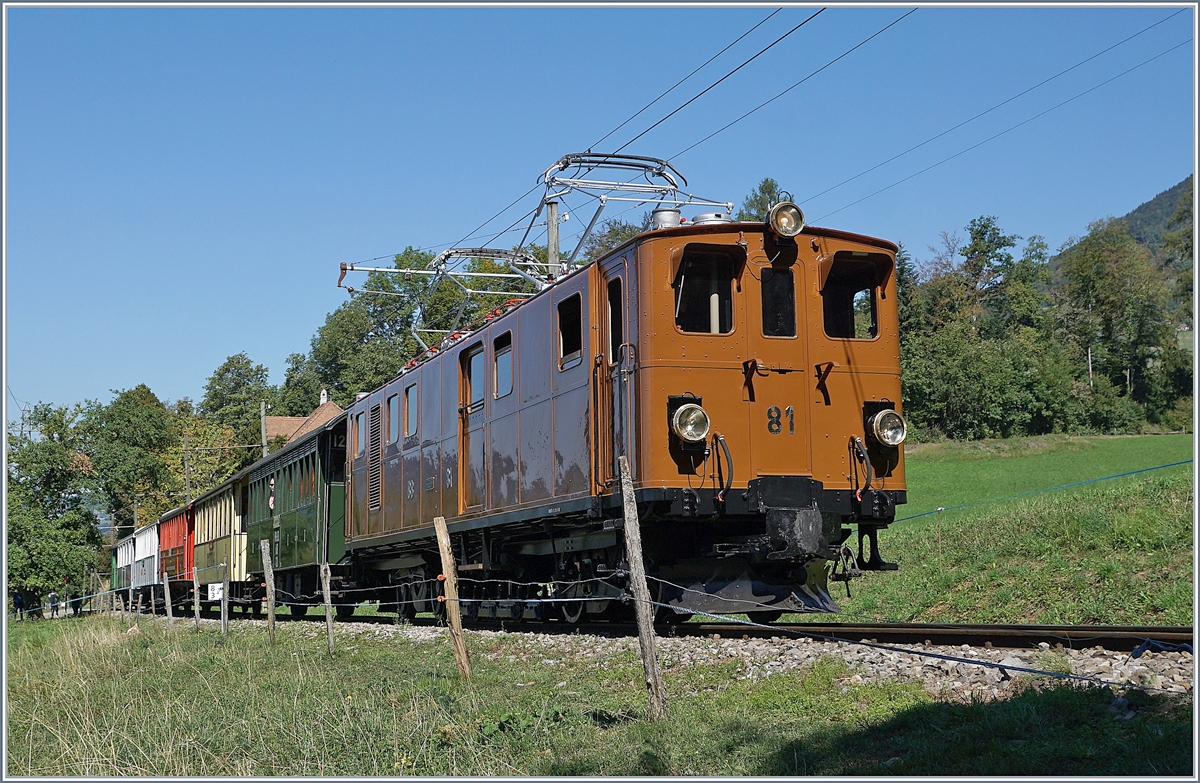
[553,385,591,497]
[519,400,552,502]
[420,444,440,526]
[489,412,520,509]
[440,435,458,522]
[401,448,421,530]
[518,294,552,404]
[464,423,485,509]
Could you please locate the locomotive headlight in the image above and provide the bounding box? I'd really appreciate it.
[868,409,907,447]
[671,403,711,444]
[766,201,805,238]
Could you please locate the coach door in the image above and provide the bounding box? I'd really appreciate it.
[602,256,635,483]
[459,343,487,513]
[745,251,812,477]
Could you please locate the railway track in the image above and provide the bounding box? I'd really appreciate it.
[169,608,1192,653]
[672,621,1194,652]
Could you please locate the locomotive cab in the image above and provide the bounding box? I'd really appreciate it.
[601,206,907,614]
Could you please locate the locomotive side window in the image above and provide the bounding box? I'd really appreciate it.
[607,277,623,362]
[761,267,796,337]
[463,344,485,412]
[387,393,399,444]
[404,383,418,437]
[822,256,879,339]
[674,245,738,334]
[355,412,366,458]
[558,294,583,370]
[494,332,513,398]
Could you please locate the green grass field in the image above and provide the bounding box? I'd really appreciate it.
[900,433,1192,520]
[780,434,1193,626]
[5,616,1191,776]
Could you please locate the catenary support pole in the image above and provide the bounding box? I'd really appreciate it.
[619,454,667,721]
[546,200,559,268]
[260,540,276,645]
[433,515,472,679]
[321,563,335,658]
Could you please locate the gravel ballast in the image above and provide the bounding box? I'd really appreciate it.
[259,618,1193,706]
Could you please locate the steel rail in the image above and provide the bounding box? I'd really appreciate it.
[673,621,1194,652]
[176,606,1192,654]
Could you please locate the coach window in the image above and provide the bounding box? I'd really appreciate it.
[607,278,623,361]
[822,255,879,339]
[355,412,366,458]
[674,245,738,334]
[404,383,418,438]
[761,267,796,337]
[558,294,583,370]
[494,332,513,398]
[464,344,485,412]
[387,393,400,444]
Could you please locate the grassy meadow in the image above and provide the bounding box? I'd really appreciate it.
[785,434,1194,626]
[6,433,1194,776]
[5,615,1192,776]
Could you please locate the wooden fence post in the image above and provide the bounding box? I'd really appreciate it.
[619,455,667,721]
[162,568,174,625]
[135,590,142,628]
[220,562,230,637]
[192,566,201,630]
[260,540,276,645]
[432,516,472,679]
[321,563,335,658]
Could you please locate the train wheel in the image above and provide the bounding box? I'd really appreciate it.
[560,593,585,624]
[289,604,309,617]
[747,610,784,624]
[251,601,262,618]
[335,603,355,620]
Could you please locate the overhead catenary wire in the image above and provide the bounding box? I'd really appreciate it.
[588,8,783,152]
[812,38,1193,223]
[669,8,918,162]
[613,8,826,154]
[799,7,1188,206]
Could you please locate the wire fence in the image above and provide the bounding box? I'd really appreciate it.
[11,457,1193,698]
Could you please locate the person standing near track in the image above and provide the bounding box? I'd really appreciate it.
[47,588,60,619]
[12,590,23,620]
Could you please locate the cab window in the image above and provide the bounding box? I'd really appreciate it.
[761,267,796,337]
[823,255,879,339]
[673,245,740,334]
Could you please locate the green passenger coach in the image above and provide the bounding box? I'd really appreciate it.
[246,412,349,616]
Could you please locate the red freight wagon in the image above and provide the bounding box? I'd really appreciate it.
[158,505,195,584]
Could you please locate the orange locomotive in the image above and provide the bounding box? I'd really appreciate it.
[341,156,907,622]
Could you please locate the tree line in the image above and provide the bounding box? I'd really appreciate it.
[7,176,1192,592]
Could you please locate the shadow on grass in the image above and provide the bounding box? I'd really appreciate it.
[761,684,1191,777]
[543,684,1190,776]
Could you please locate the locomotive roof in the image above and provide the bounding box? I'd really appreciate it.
[601,220,900,258]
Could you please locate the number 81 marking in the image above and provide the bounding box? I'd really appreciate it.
[767,406,795,435]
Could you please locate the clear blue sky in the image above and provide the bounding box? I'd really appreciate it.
[5,5,1195,418]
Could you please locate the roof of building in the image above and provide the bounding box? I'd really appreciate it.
[264,416,307,442]
[290,401,345,441]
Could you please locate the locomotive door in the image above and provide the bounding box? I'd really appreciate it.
[745,256,812,476]
[602,257,633,483]
[458,343,486,512]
